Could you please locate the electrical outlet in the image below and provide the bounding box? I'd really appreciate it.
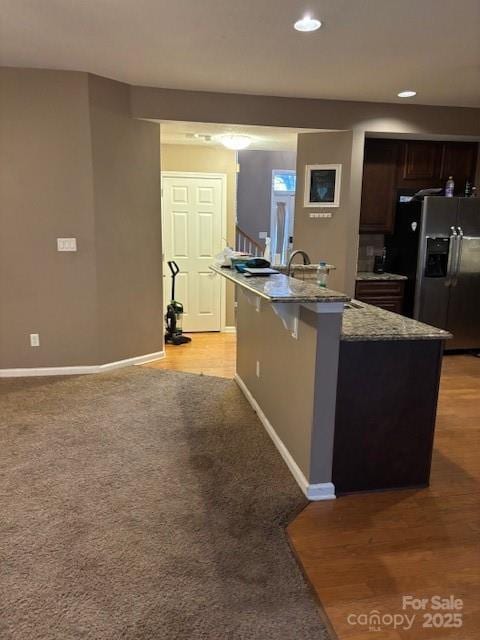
[30,333,40,347]
[366,245,375,257]
[256,360,260,378]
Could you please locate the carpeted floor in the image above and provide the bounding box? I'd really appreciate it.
[0,367,330,640]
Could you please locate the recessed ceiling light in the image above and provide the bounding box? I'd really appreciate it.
[397,90,417,98]
[294,15,322,32]
[217,134,252,150]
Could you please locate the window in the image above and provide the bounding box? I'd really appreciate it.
[273,172,296,193]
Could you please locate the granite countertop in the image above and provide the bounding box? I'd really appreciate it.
[342,300,452,342]
[276,264,336,273]
[210,265,349,304]
[356,272,408,281]
[212,264,450,339]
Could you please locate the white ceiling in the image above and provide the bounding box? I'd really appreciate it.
[1,0,479,107]
[160,121,321,150]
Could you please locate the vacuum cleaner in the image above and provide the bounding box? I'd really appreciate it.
[165,261,191,346]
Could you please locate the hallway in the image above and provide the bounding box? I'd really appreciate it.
[144,332,236,378]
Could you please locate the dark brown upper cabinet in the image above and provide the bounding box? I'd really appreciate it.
[359,139,400,234]
[440,142,478,194]
[360,138,478,234]
[399,141,443,186]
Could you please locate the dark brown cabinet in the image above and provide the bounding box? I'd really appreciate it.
[359,139,399,233]
[399,141,441,182]
[440,142,478,192]
[360,139,478,233]
[355,280,405,313]
[401,141,442,183]
[333,339,444,494]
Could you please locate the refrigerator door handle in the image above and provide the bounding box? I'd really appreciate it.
[452,226,464,286]
[446,227,458,286]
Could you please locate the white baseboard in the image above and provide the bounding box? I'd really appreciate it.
[133,351,166,366]
[221,326,237,334]
[0,350,165,378]
[234,373,335,501]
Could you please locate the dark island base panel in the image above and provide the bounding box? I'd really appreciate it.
[332,339,444,494]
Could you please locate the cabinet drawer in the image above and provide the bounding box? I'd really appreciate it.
[357,297,404,314]
[355,280,405,298]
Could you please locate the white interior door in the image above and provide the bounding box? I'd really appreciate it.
[162,173,225,332]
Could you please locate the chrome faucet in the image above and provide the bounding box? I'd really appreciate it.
[286,250,311,277]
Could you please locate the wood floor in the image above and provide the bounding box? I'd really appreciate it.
[143,332,236,378]
[288,354,480,640]
[145,338,479,639]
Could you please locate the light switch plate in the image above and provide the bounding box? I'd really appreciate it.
[57,238,77,252]
[258,231,268,239]
[309,212,332,219]
[30,333,40,347]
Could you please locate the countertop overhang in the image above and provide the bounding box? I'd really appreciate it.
[356,272,408,282]
[211,265,452,342]
[342,300,452,342]
[210,265,349,304]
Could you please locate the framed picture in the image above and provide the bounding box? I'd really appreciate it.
[304,164,342,208]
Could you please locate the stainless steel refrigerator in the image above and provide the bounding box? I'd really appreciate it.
[386,196,480,350]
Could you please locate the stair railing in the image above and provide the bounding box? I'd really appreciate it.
[235,226,264,257]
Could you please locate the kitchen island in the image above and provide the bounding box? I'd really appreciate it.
[211,266,450,499]
[211,264,349,501]
[336,300,450,493]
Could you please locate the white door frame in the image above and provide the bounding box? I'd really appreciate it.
[270,170,296,265]
[160,171,228,331]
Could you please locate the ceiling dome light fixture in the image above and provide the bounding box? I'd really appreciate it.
[294,15,322,32]
[397,90,417,98]
[217,134,252,150]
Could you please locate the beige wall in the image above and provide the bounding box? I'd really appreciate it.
[131,87,480,137]
[161,143,236,326]
[0,68,162,369]
[0,69,98,367]
[236,294,316,477]
[236,289,342,484]
[348,130,370,292]
[293,131,356,294]
[89,74,163,364]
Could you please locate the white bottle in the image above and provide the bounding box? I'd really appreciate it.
[263,237,271,262]
[316,261,328,288]
[445,176,455,198]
